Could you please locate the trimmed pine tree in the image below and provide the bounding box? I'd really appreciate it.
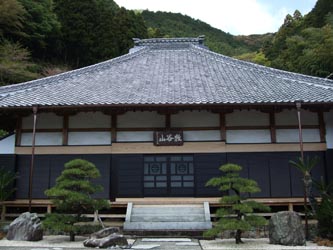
[205,163,270,244]
[44,159,109,241]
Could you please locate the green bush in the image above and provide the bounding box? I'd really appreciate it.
[205,163,270,244]
[315,180,333,239]
[43,159,109,241]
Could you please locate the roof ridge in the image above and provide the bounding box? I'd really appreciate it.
[0,46,148,97]
[191,44,333,91]
[133,36,205,47]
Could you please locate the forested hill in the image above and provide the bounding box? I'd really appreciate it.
[0,0,332,87]
[141,10,270,56]
[142,0,333,78]
[0,0,148,85]
[254,0,333,78]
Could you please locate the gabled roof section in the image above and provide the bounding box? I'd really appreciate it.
[1,36,333,108]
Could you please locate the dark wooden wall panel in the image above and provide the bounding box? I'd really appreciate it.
[12,150,328,200]
[248,159,270,198]
[194,153,226,197]
[325,149,333,183]
[0,155,16,200]
[270,159,291,197]
[16,155,30,199]
[0,155,16,172]
[16,154,111,199]
[113,154,143,197]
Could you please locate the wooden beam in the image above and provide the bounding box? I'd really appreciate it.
[165,114,171,129]
[62,115,68,145]
[318,111,326,142]
[15,117,22,146]
[15,142,327,155]
[269,112,276,143]
[111,115,117,143]
[219,113,226,141]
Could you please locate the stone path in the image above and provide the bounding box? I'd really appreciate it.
[200,238,333,250]
[1,236,333,250]
[132,238,202,250]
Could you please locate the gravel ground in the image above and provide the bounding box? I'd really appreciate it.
[0,235,88,248]
[200,238,333,250]
[1,236,333,250]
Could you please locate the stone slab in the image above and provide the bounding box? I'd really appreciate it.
[131,244,160,249]
[142,238,191,242]
[124,202,212,231]
[176,242,200,246]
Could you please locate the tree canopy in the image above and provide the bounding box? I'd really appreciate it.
[0,0,332,86]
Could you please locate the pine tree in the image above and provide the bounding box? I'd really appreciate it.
[205,163,270,244]
[44,159,109,241]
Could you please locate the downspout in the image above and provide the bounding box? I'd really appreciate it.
[28,106,38,212]
[296,101,308,239]
[296,101,304,160]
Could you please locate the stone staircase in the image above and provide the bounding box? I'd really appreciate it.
[123,202,212,231]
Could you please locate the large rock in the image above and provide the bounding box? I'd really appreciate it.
[7,212,43,241]
[83,227,128,248]
[269,211,305,246]
[90,227,120,239]
[83,233,128,248]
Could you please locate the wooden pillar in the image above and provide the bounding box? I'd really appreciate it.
[269,111,277,143]
[111,115,117,143]
[1,204,6,221]
[318,110,326,142]
[219,113,226,142]
[62,115,69,145]
[15,117,22,146]
[165,113,171,129]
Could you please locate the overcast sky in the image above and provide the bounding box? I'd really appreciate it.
[115,0,317,35]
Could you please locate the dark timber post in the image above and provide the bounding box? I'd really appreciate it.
[28,106,38,212]
[296,101,308,239]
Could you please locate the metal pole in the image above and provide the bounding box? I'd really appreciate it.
[296,102,304,160]
[296,101,308,239]
[28,106,38,212]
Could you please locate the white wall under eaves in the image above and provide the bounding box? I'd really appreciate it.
[325,110,333,149]
[0,134,15,154]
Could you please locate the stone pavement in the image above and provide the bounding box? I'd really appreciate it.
[132,238,201,250]
[0,236,201,250]
[1,236,333,250]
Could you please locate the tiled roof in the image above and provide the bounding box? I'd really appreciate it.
[1,37,333,108]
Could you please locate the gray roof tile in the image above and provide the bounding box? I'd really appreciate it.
[1,37,333,108]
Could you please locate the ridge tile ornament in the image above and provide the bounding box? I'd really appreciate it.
[154,131,183,146]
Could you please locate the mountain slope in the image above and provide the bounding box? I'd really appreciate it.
[141,10,269,56]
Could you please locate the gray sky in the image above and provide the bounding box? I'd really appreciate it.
[115,0,317,35]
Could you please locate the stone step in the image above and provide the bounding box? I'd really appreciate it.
[132,207,203,215]
[130,214,205,222]
[123,202,212,231]
[124,221,212,230]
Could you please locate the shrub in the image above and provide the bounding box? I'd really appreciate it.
[43,159,109,241]
[315,180,333,240]
[205,163,270,244]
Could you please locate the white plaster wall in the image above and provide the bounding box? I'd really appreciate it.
[0,134,15,154]
[324,110,333,148]
[226,130,271,143]
[22,113,63,129]
[21,132,63,146]
[69,112,110,128]
[275,109,318,126]
[183,130,220,141]
[68,132,111,145]
[226,110,269,126]
[171,111,219,127]
[118,112,164,128]
[276,129,320,143]
[117,131,153,142]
